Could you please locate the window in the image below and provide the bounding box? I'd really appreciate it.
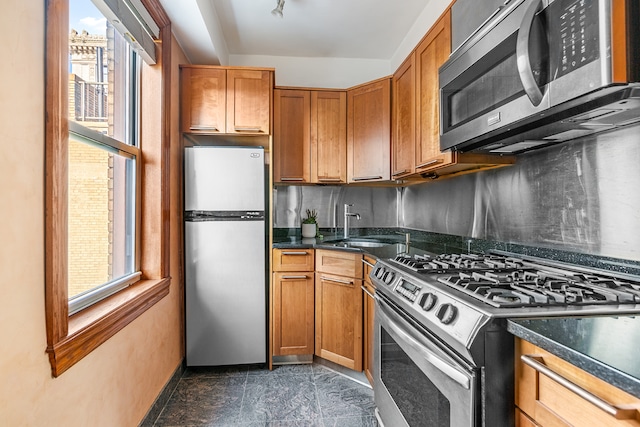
[45,0,172,376]
[67,0,142,314]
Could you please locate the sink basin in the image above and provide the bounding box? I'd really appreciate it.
[329,238,396,248]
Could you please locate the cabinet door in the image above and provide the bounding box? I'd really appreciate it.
[181,67,226,133]
[363,256,376,386]
[515,338,640,427]
[392,53,416,179]
[226,69,271,135]
[311,91,347,184]
[273,272,315,356]
[274,89,311,183]
[315,249,363,278]
[415,10,453,172]
[315,272,363,371]
[347,78,391,183]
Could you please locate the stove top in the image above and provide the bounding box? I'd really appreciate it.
[371,251,640,366]
[389,253,640,308]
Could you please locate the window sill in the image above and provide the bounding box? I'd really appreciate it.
[46,277,171,377]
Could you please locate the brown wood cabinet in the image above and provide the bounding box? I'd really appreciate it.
[408,10,514,179]
[311,91,347,183]
[181,66,272,135]
[274,89,347,184]
[347,78,391,183]
[272,249,315,357]
[515,338,640,427]
[274,89,311,183]
[392,54,416,180]
[362,255,376,386]
[315,249,363,371]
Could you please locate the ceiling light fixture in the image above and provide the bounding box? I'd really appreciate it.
[271,0,285,17]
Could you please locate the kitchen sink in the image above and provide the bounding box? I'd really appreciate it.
[328,238,397,248]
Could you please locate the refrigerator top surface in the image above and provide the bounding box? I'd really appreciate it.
[185,146,265,212]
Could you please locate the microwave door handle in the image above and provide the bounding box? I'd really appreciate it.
[516,0,545,106]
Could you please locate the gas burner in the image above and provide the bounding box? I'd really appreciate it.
[391,253,528,273]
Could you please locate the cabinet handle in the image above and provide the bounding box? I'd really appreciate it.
[361,286,375,299]
[362,259,376,268]
[282,275,308,280]
[279,177,305,182]
[392,169,411,177]
[320,276,354,285]
[317,177,343,182]
[281,251,309,256]
[352,176,383,181]
[416,159,443,169]
[234,127,263,133]
[520,355,638,420]
[190,125,219,131]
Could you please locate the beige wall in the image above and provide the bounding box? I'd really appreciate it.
[0,1,187,425]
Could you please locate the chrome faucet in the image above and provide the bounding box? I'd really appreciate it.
[343,204,361,239]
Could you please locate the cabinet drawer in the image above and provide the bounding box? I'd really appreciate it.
[363,255,375,286]
[515,338,640,427]
[315,249,363,278]
[272,248,314,272]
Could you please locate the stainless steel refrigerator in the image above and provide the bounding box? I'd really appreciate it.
[184,146,266,366]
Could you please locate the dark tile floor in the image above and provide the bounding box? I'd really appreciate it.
[151,363,378,427]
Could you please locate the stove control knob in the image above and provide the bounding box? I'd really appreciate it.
[436,304,457,325]
[383,272,395,284]
[419,293,438,311]
[375,268,386,279]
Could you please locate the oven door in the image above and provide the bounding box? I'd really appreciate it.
[374,294,478,427]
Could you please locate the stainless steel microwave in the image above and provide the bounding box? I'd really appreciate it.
[439,0,640,154]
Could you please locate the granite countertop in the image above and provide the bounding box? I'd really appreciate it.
[272,228,470,260]
[508,316,640,399]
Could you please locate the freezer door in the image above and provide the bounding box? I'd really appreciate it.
[185,146,265,212]
[185,220,266,366]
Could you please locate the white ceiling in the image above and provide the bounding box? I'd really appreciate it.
[158,0,437,65]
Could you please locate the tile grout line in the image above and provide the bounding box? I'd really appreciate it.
[311,364,327,427]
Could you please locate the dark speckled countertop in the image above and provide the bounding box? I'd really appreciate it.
[508,316,640,399]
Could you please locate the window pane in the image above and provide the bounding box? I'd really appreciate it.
[69,0,135,145]
[68,136,136,299]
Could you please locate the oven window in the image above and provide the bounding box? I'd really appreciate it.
[381,328,450,426]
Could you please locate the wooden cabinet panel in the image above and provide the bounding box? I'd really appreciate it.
[415,10,452,172]
[516,408,540,427]
[392,54,416,179]
[181,67,226,133]
[315,272,363,371]
[311,91,347,184]
[315,249,363,278]
[363,256,376,386]
[515,338,640,427]
[226,69,271,135]
[274,89,311,183]
[272,248,314,272]
[347,78,391,183]
[273,272,315,356]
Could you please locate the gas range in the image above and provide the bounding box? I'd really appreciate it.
[370,251,640,364]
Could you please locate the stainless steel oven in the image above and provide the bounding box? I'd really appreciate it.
[370,251,640,427]
[374,292,478,426]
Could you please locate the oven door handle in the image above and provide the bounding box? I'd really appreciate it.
[376,296,471,389]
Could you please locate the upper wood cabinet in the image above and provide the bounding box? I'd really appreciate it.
[406,9,514,179]
[274,88,347,184]
[274,89,311,183]
[415,11,450,172]
[392,54,416,180]
[347,78,391,183]
[181,66,273,135]
[311,91,347,184]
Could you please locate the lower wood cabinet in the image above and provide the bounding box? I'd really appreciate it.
[272,272,315,356]
[515,338,640,427]
[363,255,376,386]
[315,272,363,371]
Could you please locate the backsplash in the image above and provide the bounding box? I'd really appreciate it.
[273,124,640,262]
